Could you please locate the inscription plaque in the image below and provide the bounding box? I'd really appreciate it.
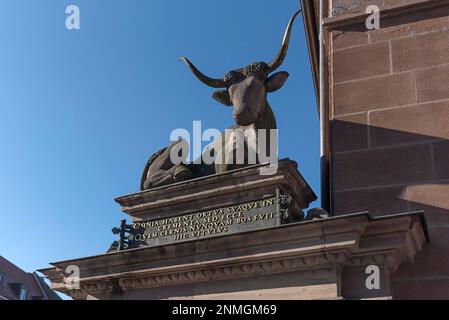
[115,193,293,249]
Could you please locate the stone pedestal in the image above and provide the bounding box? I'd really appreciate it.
[39,160,428,300]
[115,159,316,223]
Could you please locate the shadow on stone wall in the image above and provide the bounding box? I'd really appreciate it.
[330,118,449,299]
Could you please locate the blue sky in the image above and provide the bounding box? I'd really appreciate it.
[0,0,319,275]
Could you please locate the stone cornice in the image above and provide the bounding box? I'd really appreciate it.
[39,212,427,299]
[323,0,449,29]
[114,159,317,220]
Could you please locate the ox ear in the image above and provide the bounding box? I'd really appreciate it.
[266,71,289,93]
[212,90,233,106]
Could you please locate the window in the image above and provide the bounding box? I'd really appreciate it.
[19,287,28,300]
[0,273,4,288]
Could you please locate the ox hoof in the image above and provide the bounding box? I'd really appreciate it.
[173,165,194,182]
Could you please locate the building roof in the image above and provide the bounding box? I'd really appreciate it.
[0,255,61,300]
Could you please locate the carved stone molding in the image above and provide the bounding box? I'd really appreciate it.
[39,212,427,299]
[114,159,317,221]
[114,251,350,292]
[348,251,401,273]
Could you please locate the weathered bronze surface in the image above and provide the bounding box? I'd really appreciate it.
[141,11,301,190]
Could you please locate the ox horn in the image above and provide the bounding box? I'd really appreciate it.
[267,10,302,73]
[180,57,226,88]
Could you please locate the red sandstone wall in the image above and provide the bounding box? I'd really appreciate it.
[329,2,449,299]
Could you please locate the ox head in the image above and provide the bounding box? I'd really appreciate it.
[181,11,300,127]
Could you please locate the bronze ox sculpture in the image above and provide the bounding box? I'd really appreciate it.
[141,11,301,190]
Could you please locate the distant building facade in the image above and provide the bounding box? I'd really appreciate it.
[0,256,60,300]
